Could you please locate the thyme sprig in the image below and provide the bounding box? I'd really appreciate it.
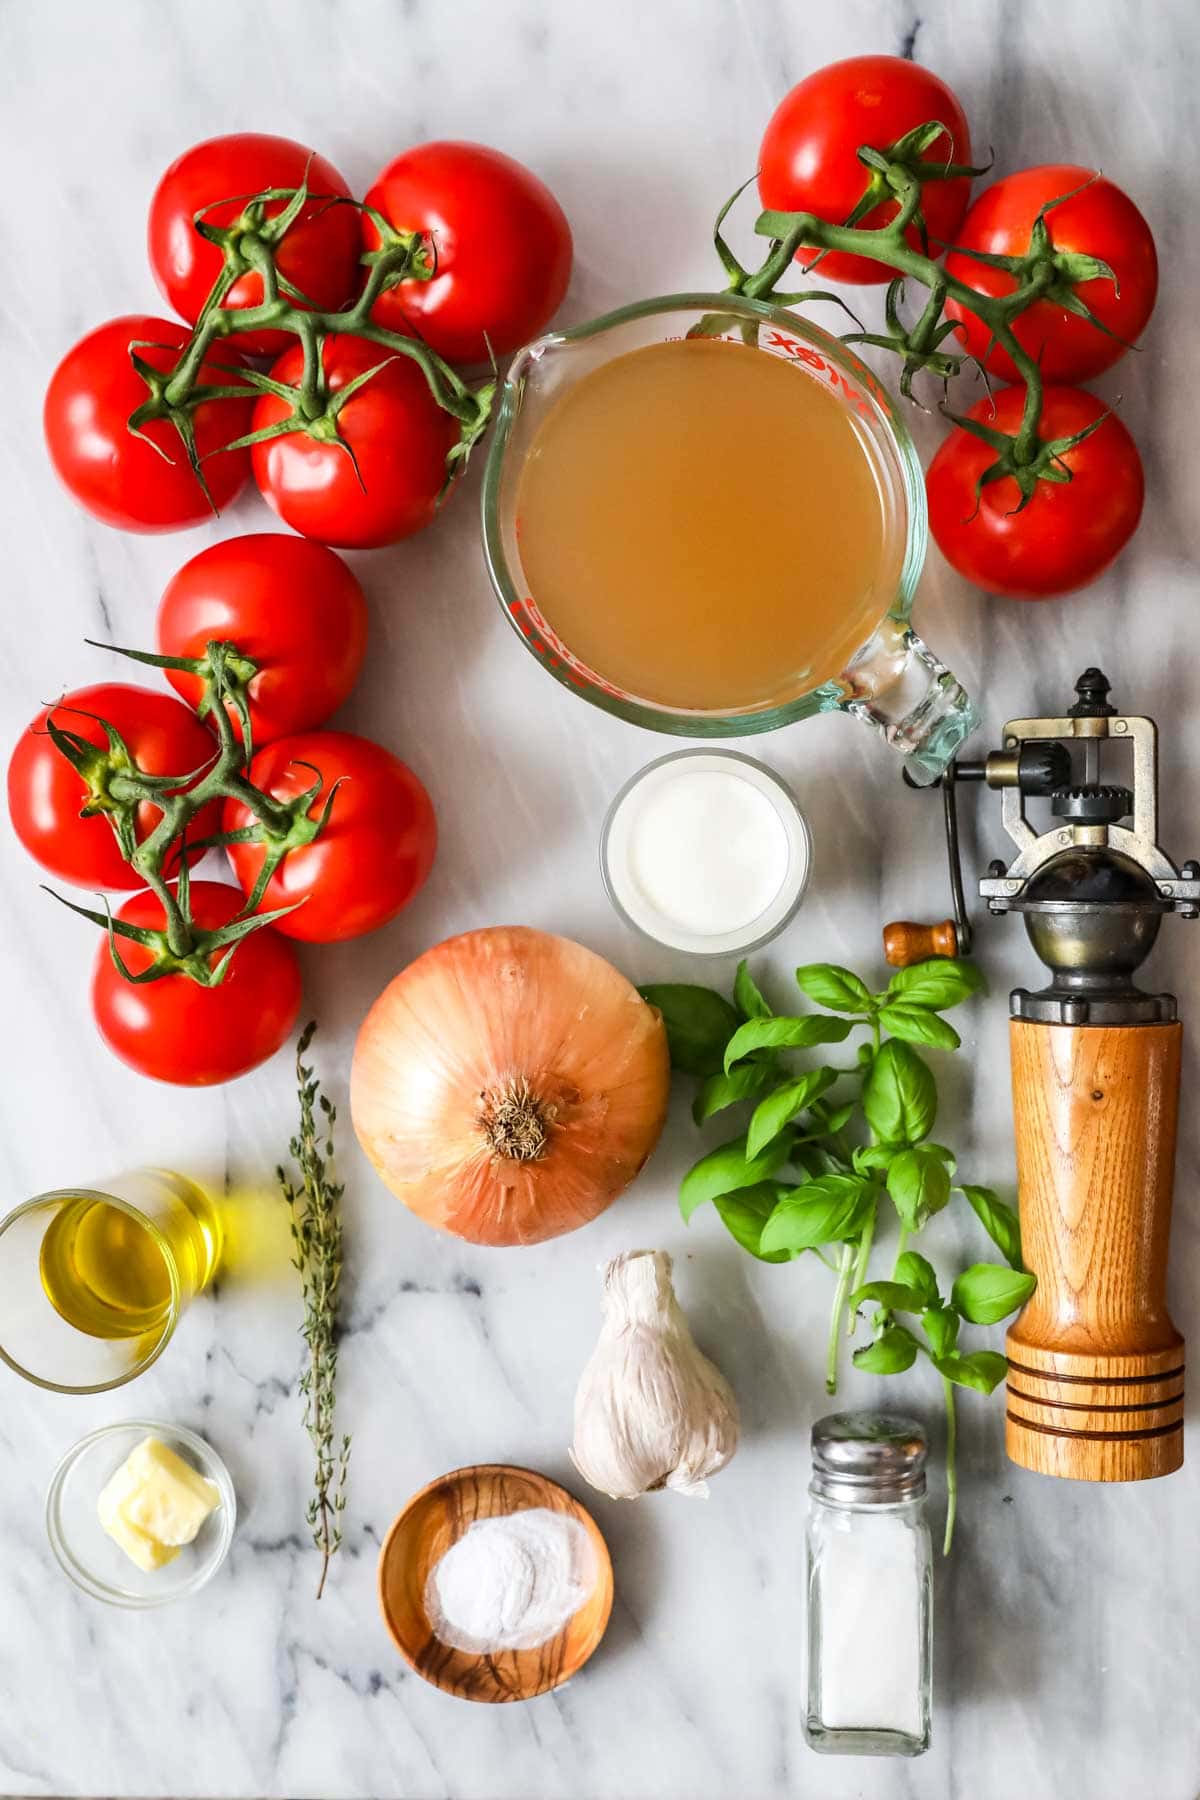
[278,1021,351,1598]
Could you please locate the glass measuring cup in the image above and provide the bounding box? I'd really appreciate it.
[481,292,977,784]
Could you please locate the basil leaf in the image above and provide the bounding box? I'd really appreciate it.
[679,1131,792,1222]
[734,960,772,1020]
[712,1182,793,1262]
[821,1101,856,1134]
[849,1280,927,1313]
[853,1324,920,1375]
[692,1062,774,1126]
[639,984,740,1077]
[886,958,984,1011]
[951,1262,1037,1326]
[934,1349,1009,1396]
[759,1174,871,1254]
[878,1004,961,1051]
[895,1251,940,1307]
[887,1146,952,1231]
[862,1040,936,1143]
[960,1184,1024,1271]
[724,1014,852,1072]
[795,963,873,1013]
[922,1305,959,1357]
[853,1143,896,1173]
[746,1067,838,1161]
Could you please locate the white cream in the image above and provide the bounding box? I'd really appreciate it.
[603,752,810,954]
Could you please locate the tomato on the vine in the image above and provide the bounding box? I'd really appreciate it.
[926,386,1144,600]
[758,56,973,284]
[943,166,1158,384]
[223,731,437,942]
[363,141,573,364]
[7,683,220,890]
[250,334,459,548]
[44,316,252,532]
[148,133,363,357]
[157,534,368,746]
[91,882,301,1085]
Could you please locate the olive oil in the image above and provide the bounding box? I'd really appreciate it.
[38,1175,219,1340]
[515,335,903,712]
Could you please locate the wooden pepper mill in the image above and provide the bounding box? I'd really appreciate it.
[887,670,1198,1482]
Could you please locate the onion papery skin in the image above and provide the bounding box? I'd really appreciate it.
[351,926,671,1246]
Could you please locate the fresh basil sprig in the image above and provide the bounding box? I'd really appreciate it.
[640,954,1032,1554]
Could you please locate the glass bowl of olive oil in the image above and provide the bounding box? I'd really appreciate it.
[46,1420,236,1607]
[0,1170,220,1392]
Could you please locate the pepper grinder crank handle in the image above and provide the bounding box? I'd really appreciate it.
[885,669,1199,1483]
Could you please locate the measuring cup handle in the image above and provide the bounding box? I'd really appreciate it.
[837,619,979,785]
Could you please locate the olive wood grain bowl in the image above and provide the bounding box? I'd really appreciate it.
[378,1462,614,1703]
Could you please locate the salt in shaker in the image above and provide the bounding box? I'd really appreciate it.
[805,1411,932,1757]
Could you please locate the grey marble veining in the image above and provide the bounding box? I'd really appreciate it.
[1,1,1198,1796]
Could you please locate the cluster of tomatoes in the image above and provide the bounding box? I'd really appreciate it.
[42,132,573,547]
[19,130,577,1086]
[7,535,437,1085]
[758,56,1157,599]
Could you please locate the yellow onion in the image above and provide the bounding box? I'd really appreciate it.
[350,925,670,1246]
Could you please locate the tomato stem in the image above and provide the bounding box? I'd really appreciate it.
[134,187,491,488]
[48,636,332,982]
[739,138,1106,487]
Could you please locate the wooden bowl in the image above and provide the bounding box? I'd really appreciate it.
[378,1463,614,1703]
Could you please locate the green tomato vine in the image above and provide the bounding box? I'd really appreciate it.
[45,635,329,983]
[718,127,1128,501]
[126,170,493,504]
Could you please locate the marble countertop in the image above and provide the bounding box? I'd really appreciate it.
[2,1,1198,1796]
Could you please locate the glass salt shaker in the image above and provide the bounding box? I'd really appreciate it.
[805,1412,932,1758]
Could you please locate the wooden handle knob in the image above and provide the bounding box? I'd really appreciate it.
[1005,1019,1185,1483]
[882,920,958,967]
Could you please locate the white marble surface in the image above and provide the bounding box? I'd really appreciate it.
[2,2,1199,1796]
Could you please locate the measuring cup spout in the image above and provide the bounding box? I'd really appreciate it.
[838,618,979,785]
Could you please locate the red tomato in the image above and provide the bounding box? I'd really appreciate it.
[7,683,220,889]
[91,882,301,1085]
[363,141,572,363]
[223,731,437,942]
[926,386,1144,600]
[44,316,252,532]
[250,334,459,548]
[148,133,362,357]
[758,56,973,284]
[157,534,368,746]
[944,166,1158,384]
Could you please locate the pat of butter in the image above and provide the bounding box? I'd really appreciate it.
[98,1435,221,1572]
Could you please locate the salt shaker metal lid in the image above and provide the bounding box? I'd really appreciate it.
[810,1412,928,1504]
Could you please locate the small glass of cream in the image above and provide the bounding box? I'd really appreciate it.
[601,750,812,956]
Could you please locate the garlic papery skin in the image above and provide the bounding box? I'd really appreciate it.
[570,1249,739,1500]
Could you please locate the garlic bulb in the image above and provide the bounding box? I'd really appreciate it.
[570,1249,739,1499]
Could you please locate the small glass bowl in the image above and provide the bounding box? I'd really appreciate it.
[600,749,813,957]
[46,1419,236,1608]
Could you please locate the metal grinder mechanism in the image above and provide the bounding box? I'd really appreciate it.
[886,669,1197,1481]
